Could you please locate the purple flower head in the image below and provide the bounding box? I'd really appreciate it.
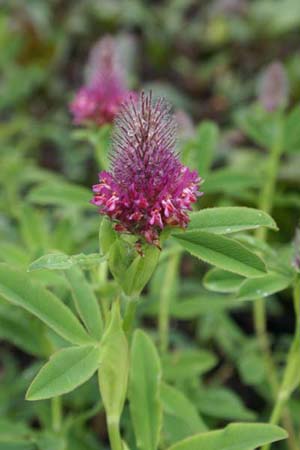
[258,61,289,112]
[92,92,202,246]
[70,35,136,126]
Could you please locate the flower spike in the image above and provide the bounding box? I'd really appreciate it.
[70,35,136,126]
[92,92,202,246]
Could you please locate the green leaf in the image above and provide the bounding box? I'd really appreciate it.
[0,264,93,345]
[188,207,277,234]
[108,238,133,286]
[65,266,103,340]
[0,242,30,267]
[162,349,217,381]
[203,268,244,293]
[196,387,256,421]
[236,272,292,300]
[99,217,117,255]
[35,432,66,450]
[284,105,300,153]
[123,245,160,296]
[26,345,101,400]
[98,302,129,421]
[162,383,207,446]
[28,182,92,209]
[235,105,280,148]
[29,253,105,271]
[108,238,160,296]
[0,303,51,357]
[203,169,261,194]
[195,122,219,174]
[129,330,162,450]
[0,419,32,440]
[0,441,36,450]
[29,253,75,271]
[170,295,240,318]
[18,205,48,254]
[238,347,266,386]
[184,121,218,174]
[166,423,287,450]
[173,231,267,277]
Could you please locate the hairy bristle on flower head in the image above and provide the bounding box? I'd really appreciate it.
[111,92,177,186]
[92,92,202,246]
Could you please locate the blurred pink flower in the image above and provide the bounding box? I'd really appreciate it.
[258,61,289,112]
[70,35,136,126]
[92,92,202,246]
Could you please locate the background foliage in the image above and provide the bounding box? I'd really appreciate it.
[1,1,300,449]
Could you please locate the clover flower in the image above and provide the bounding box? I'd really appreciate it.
[70,35,136,126]
[258,61,289,112]
[92,92,202,246]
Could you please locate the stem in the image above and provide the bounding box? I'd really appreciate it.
[107,417,123,450]
[252,121,299,450]
[159,253,180,354]
[262,280,300,450]
[51,397,62,433]
[254,120,283,395]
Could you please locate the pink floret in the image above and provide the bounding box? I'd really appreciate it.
[70,35,137,126]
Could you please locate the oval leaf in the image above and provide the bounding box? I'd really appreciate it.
[203,268,244,293]
[162,349,217,381]
[98,302,129,421]
[196,387,255,421]
[171,295,240,318]
[0,304,51,357]
[26,345,101,400]
[29,252,105,272]
[203,169,261,194]
[162,383,207,446]
[188,207,277,234]
[129,330,162,450]
[237,272,292,301]
[166,423,287,450]
[0,264,93,345]
[28,182,92,209]
[65,266,103,340]
[173,231,267,277]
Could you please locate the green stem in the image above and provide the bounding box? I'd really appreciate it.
[107,418,123,450]
[159,253,180,354]
[252,121,299,450]
[254,119,283,395]
[51,397,62,433]
[262,280,300,450]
